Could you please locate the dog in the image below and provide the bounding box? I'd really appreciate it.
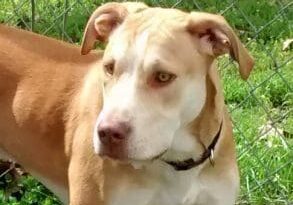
[0,2,254,205]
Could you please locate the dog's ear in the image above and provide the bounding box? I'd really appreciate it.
[81,2,148,55]
[187,12,254,80]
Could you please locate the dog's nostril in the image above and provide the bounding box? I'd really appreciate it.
[112,132,125,140]
[98,130,107,139]
[98,122,130,144]
[98,129,124,143]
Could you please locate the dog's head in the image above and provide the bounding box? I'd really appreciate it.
[81,2,254,163]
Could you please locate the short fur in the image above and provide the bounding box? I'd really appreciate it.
[0,2,253,205]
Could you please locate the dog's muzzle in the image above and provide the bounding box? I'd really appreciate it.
[97,119,131,159]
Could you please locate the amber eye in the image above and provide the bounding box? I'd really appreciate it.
[153,71,176,86]
[104,62,115,76]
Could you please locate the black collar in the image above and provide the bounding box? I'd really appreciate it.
[165,121,223,171]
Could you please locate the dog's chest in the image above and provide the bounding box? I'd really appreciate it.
[108,165,202,205]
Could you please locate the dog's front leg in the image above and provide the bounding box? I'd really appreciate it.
[68,130,105,205]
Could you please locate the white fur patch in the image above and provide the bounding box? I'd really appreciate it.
[162,129,203,162]
[180,75,206,125]
[109,26,128,61]
[109,160,237,205]
[109,162,204,205]
[134,31,149,62]
[93,110,104,153]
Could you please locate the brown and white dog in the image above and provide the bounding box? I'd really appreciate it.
[0,2,254,205]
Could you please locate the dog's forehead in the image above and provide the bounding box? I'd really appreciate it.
[110,7,187,43]
[126,8,187,31]
[107,8,191,67]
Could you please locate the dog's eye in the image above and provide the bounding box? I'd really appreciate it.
[152,71,176,86]
[104,62,115,76]
[156,73,173,82]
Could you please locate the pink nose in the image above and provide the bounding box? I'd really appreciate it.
[97,120,131,145]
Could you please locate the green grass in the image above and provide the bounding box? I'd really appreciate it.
[0,176,60,205]
[1,0,292,204]
[220,39,292,204]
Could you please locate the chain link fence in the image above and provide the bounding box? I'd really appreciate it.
[1,0,292,204]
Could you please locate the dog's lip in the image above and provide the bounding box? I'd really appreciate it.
[150,149,168,161]
[100,149,198,172]
[100,149,194,167]
[100,149,169,164]
[163,158,197,171]
[157,150,197,171]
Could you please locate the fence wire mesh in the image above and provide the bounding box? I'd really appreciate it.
[0,0,292,204]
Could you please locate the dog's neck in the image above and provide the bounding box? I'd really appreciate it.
[165,120,223,171]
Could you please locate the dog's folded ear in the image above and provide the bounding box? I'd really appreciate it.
[81,2,148,55]
[187,12,254,80]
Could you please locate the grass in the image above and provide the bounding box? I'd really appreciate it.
[0,0,292,204]
[220,38,292,204]
[0,176,60,205]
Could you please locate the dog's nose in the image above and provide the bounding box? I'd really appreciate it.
[98,121,131,144]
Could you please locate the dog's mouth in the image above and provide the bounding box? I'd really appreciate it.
[151,149,168,161]
[101,149,199,171]
[163,158,198,171]
[151,149,198,171]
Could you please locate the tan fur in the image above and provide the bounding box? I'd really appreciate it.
[0,24,101,202]
[0,2,253,205]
